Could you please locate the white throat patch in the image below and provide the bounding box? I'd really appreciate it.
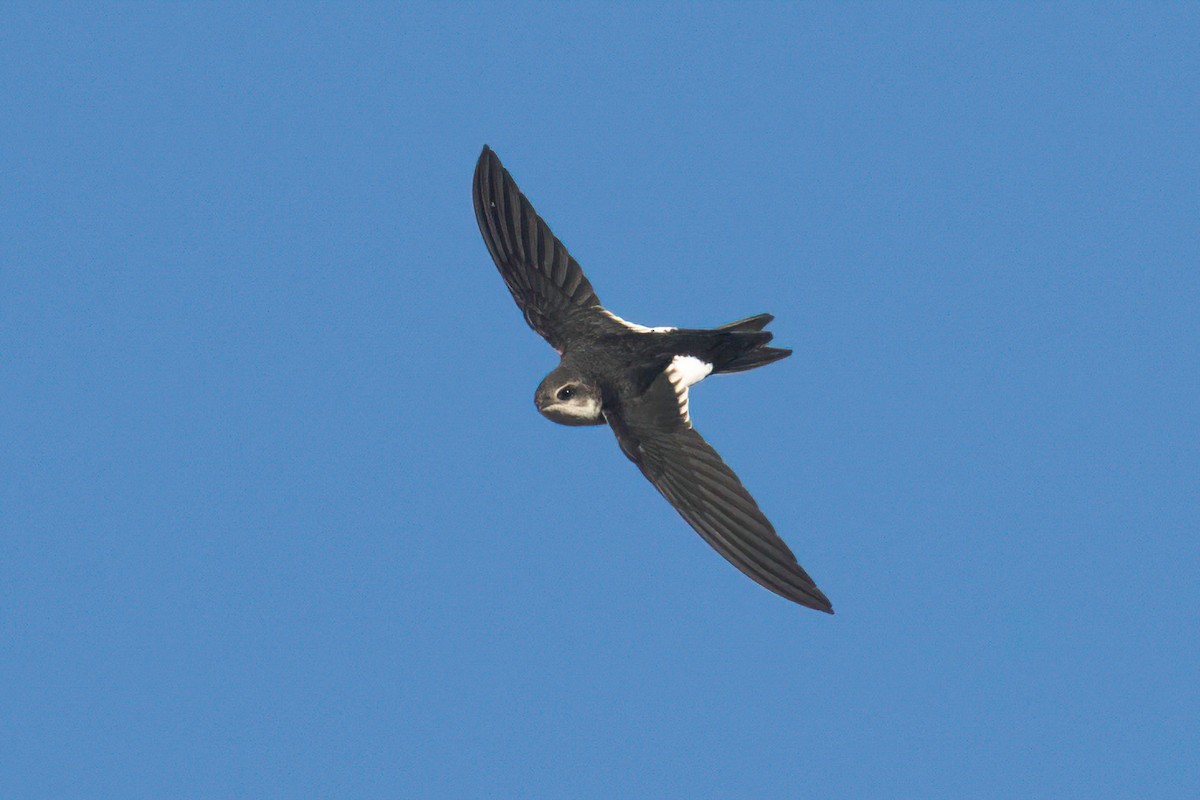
[542,395,603,425]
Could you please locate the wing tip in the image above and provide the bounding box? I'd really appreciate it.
[789,590,834,614]
[780,580,834,614]
[474,145,499,186]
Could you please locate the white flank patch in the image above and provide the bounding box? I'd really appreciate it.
[665,355,713,426]
[668,355,713,389]
[600,309,675,333]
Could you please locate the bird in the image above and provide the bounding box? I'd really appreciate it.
[472,145,833,613]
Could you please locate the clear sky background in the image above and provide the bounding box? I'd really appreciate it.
[4,4,1197,798]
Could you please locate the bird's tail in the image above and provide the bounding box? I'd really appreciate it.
[718,343,793,373]
[669,314,792,374]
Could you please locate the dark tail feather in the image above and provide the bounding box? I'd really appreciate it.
[668,314,790,374]
[710,313,790,373]
[716,313,774,332]
[720,346,792,373]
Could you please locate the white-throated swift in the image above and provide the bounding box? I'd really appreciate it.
[473,146,832,613]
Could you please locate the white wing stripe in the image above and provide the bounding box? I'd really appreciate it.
[599,309,676,333]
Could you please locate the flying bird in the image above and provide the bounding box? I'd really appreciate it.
[472,146,833,613]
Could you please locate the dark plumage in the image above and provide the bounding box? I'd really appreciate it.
[473,145,833,613]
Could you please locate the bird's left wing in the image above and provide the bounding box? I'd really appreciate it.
[473,146,602,352]
[605,371,834,612]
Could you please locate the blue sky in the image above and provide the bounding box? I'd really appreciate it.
[3,3,1197,798]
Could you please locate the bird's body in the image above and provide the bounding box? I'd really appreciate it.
[537,313,788,422]
[473,146,833,613]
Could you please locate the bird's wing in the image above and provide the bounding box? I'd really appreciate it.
[605,370,833,612]
[473,146,602,351]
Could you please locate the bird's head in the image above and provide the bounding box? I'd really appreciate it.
[535,367,604,426]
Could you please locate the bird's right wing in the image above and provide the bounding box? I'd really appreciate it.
[605,371,833,612]
[473,146,603,352]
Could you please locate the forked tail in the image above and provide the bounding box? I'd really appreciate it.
[680,313,792,374]
[718,343,792,373]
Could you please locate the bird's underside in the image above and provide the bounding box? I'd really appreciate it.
[473,145,833,613]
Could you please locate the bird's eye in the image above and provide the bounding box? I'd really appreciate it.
[556,386,576,401]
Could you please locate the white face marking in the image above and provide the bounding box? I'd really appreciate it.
[549,396,600,417]
[540,391,603,426]
[599,309,676,334]
[665,355,713,426]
